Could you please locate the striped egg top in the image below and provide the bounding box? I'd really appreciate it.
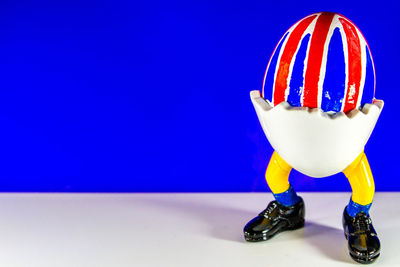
[262,12,375,113]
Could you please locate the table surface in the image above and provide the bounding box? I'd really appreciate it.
[0,192,398,267]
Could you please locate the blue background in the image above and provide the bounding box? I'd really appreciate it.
[0,0,398,192]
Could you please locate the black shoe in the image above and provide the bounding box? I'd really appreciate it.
[343,207,381,264]
[243,197,305,242]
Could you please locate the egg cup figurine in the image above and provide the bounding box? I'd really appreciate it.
[244,12,384,264]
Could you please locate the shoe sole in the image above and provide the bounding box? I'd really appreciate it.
[244,219,305,242]
[349,252,380,264]
[344,232,380,264]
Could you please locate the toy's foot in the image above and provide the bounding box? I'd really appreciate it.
[243,197,305,242]
[343,207,381,264]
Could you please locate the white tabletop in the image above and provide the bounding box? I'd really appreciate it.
[0,192,398,266]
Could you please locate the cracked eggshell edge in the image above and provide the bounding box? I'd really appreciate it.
[250,90,384,178]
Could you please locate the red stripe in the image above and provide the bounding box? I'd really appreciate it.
[339,17,362,112]
[273,15,317,105]
[303,13,334,108]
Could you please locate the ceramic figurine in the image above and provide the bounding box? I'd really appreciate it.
[244,12,383,264]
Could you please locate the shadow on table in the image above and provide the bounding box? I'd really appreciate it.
[241,220,351,263]
[133,195,353,264]
[300,221,353,264]
[132,195,254,242]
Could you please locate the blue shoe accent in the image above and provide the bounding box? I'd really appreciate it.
[346,198,372,218]
[273,185,300,207]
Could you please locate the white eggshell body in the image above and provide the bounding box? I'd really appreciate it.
[250,90,383,178]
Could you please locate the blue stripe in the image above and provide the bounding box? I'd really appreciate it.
[263,32,289,102]
[287,33,310,107]
[361,45,375,107]
[321,28,346,112]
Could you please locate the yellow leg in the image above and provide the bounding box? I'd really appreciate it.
[265,151,292,194]
[343,152,375,205]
